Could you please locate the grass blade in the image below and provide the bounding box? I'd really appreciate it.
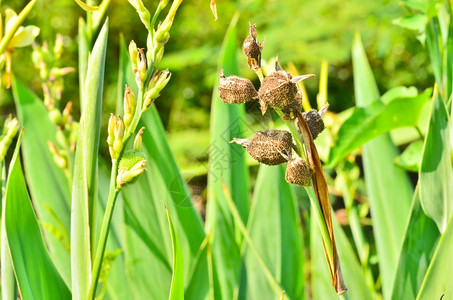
[352,33,413,299]
[205,13,250,299]
[12,80,71,284]
[391,186,439,300]
[327,89,431,167]
[71,19,109,300]
[5,131,71,299]
[419,90,453,233]
[240,164,304,299]
[416,215,453,299]
[167,207,184,300]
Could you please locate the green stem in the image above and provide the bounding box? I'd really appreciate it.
[414,126,424,140]
[88,159,119,299]
[306,187,334,272]
[339,291,351,300]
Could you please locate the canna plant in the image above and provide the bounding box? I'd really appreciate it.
[1,0,453,300]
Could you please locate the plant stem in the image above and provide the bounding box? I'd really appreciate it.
[274,108,307,160]
[339,291,351,300]
[306,187,334,271]
[88,159,119,299]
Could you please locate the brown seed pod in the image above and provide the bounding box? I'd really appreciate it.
[285,157,313,186]
[242,24,265,70]
[258,70,298,114]
[245,129,294,165]
[218,69,258,104]
[302,109,325,139]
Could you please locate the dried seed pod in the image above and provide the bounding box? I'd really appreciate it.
[218,69,258,104]
[285,157,313,186]
[246,129,294,165]
[302,109,325,139]
[242,24,265,71]
[258,70,299,114]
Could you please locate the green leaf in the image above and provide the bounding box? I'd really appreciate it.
[167,207,184,300]
[394,140,424,172]
[416,215,453,299]
[310,208,374,300]
[71,19,109,300]
[426,18,443,89]
[239,165,304,300]
[5,132,71,299]
[419,92,453,233]
[12,79,71,285]
[352,33,413,299]
[327,89,431,167]
[116,40,205,299]
[205,13,250,300]
[391,186,439,300]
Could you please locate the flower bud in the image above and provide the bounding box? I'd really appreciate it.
[112,117,124,160]
[302,109,325,139]
[107,114,116,148]
[62,101,73,125]
[48,108,62,125]
[134,127,145,152]
[143,70,171,111]
[285,157,313,186]
[231,129,294,165]
[218,69,258,104]
[117,150,147,188]
[129,40,138,73]
[123,86,136,128]
[136,49,147,88]
[47,141,67,169]
[54,34,64,59]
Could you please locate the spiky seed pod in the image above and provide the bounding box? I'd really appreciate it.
[218,70,258,104]
[246,129,294,165]
[302,109,325,139]
[285,157,313,186]
[258,70,299,113]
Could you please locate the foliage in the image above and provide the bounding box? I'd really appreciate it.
[0,0,452,300]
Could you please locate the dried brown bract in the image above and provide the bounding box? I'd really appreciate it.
[232,129,294,165]
[285,157,313,186]
[242,24,265,71]
[218,69,258,104]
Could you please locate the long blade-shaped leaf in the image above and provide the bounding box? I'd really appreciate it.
[205,13,250,299]
[71,19,108,300]
[310,208,374,300]
[167,207,184,300]
[419,91,453,233]
[391,186,439,300]
[416,215,453,299]
[352,33,413,299]
[327,89,431,167]
[5,132,71,299]
[117,39,205,298]
[12,80,71,285]
[240,164,304,299]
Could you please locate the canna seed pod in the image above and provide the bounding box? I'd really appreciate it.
[246,129,294,165]
[285,157,313,186]
[302,109,325,139]
[242,24,265,70]
[258,70,299,114]
[218,69,258,104]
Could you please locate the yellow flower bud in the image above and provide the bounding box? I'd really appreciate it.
[123,86,136,129]
[129,40,138,72]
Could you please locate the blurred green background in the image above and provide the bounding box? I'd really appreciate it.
[1,0,432,172]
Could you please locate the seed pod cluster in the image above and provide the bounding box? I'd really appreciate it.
[218,69,258,104]
[285,157,313,186]
[302,109,325,139]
